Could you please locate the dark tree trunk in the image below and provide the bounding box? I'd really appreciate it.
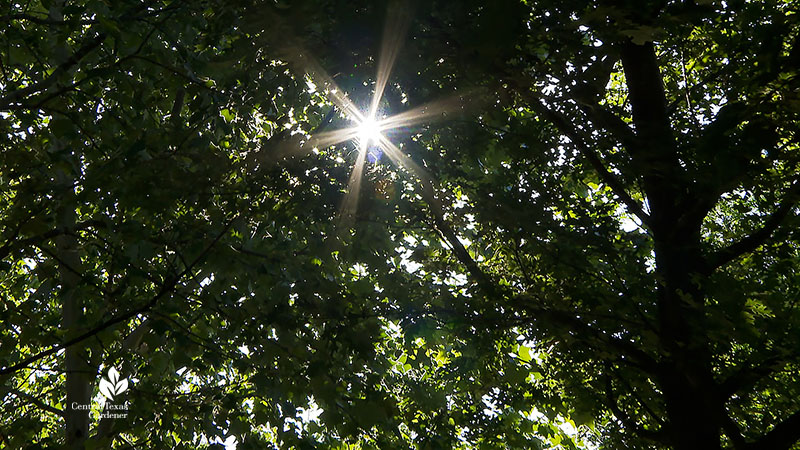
[655,233,721,450]
[620,38,725,450]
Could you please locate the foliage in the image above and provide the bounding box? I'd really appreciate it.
[1,1,799,450]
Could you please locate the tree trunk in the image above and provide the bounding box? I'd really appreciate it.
[655,235,721,450]
[55,162,93,449]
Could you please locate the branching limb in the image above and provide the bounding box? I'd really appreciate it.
[719,355,790,400]
[408,155,660,373]
[604,372,668,443]
[0,219,106,261]
[619,41,674,149]
[0,33,107,110]
[0,5,180,26]
[513,298,660,373]
[610,366,665,425]
[418,177,500,299]
[528,99,652,228]
[722,414,748,450]
[503,72,651,228]
[0,386,64,417]
[0,215,238,376]
[707,179,800,271]
[574,100,638,148]
[747,408,800,450]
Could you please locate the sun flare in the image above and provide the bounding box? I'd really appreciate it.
[355,116,383,148]
[292,1,464,226]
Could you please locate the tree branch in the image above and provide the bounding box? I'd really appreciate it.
[574,100,638,148]
[619,40,687,225]
[719,355,790,400]
[0,215,237,376]
[619,41,674,149]
[0,219,106,261]
[708,179,800,270]
[604,372,667,442]
[527,98,652,228]
[747,408,800,450]
[406,145,660,373]
[512,297,660,373]
[0,32,107,110]
[0,13,97,25]
[0,6,180,26]
[0,386,64,417]
[417,176,500,300]
[722,413,748,450]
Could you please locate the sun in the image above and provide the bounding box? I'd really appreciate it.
[355,115,383,148]
[292,2,461,223]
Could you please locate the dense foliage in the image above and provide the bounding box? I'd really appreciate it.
[1,1,799,449]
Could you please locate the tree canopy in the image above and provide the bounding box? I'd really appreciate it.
[1,1,799,449]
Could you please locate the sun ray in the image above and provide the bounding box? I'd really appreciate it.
[253,8,366,124]
[377,136,429,182]
[377,91,480,131]
[336,141,368,228]
[307,127,361,150]
[370,0,412,118]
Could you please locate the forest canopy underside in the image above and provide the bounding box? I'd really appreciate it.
[1,1,799,449]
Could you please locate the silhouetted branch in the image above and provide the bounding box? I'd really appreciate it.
[0,215,237,376]
[0,386,64,417]
[0,220,106,261]
[747,408,800,450]
[708,180,800,270]
[720,355,789,400]
[722,414,748,450]
[528,98,652,228]
[604,372,667,443]
[0,33,107,109]
[410,158,660,373]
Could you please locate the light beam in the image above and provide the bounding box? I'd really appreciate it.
[355,115,384,148]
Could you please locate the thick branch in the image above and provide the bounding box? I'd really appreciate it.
[619,41,674,149]
[0,220,106,261]
[505,71,651,228]
[722,414,748,450]
[419,177,499,298]
[0,6,178,26]
[529,99,652,228]
[0,2,164,110]
[605,373,667,442]
[0,33,107,110]
[747,408,800,450]
[619,40,690,226]
[410,157,659,373]
[574,100,638,148]
[0,13,97,25]
[512,297,660,373]
[719,355,789,400]
[0,215,237,376]
[571,55,638,148]
[0,386,64,417]
[708,180,800,270]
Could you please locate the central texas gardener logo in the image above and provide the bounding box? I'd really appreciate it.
[99,367,128,401]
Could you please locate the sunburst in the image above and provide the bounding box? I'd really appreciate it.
[280,1,472,227]
[354,114,384,150]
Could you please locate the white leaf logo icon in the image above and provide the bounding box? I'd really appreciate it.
[114,378,128,395]
[99,378,115,400]
[99,367,128,401]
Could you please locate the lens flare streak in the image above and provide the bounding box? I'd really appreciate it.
[287,0,478,226]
